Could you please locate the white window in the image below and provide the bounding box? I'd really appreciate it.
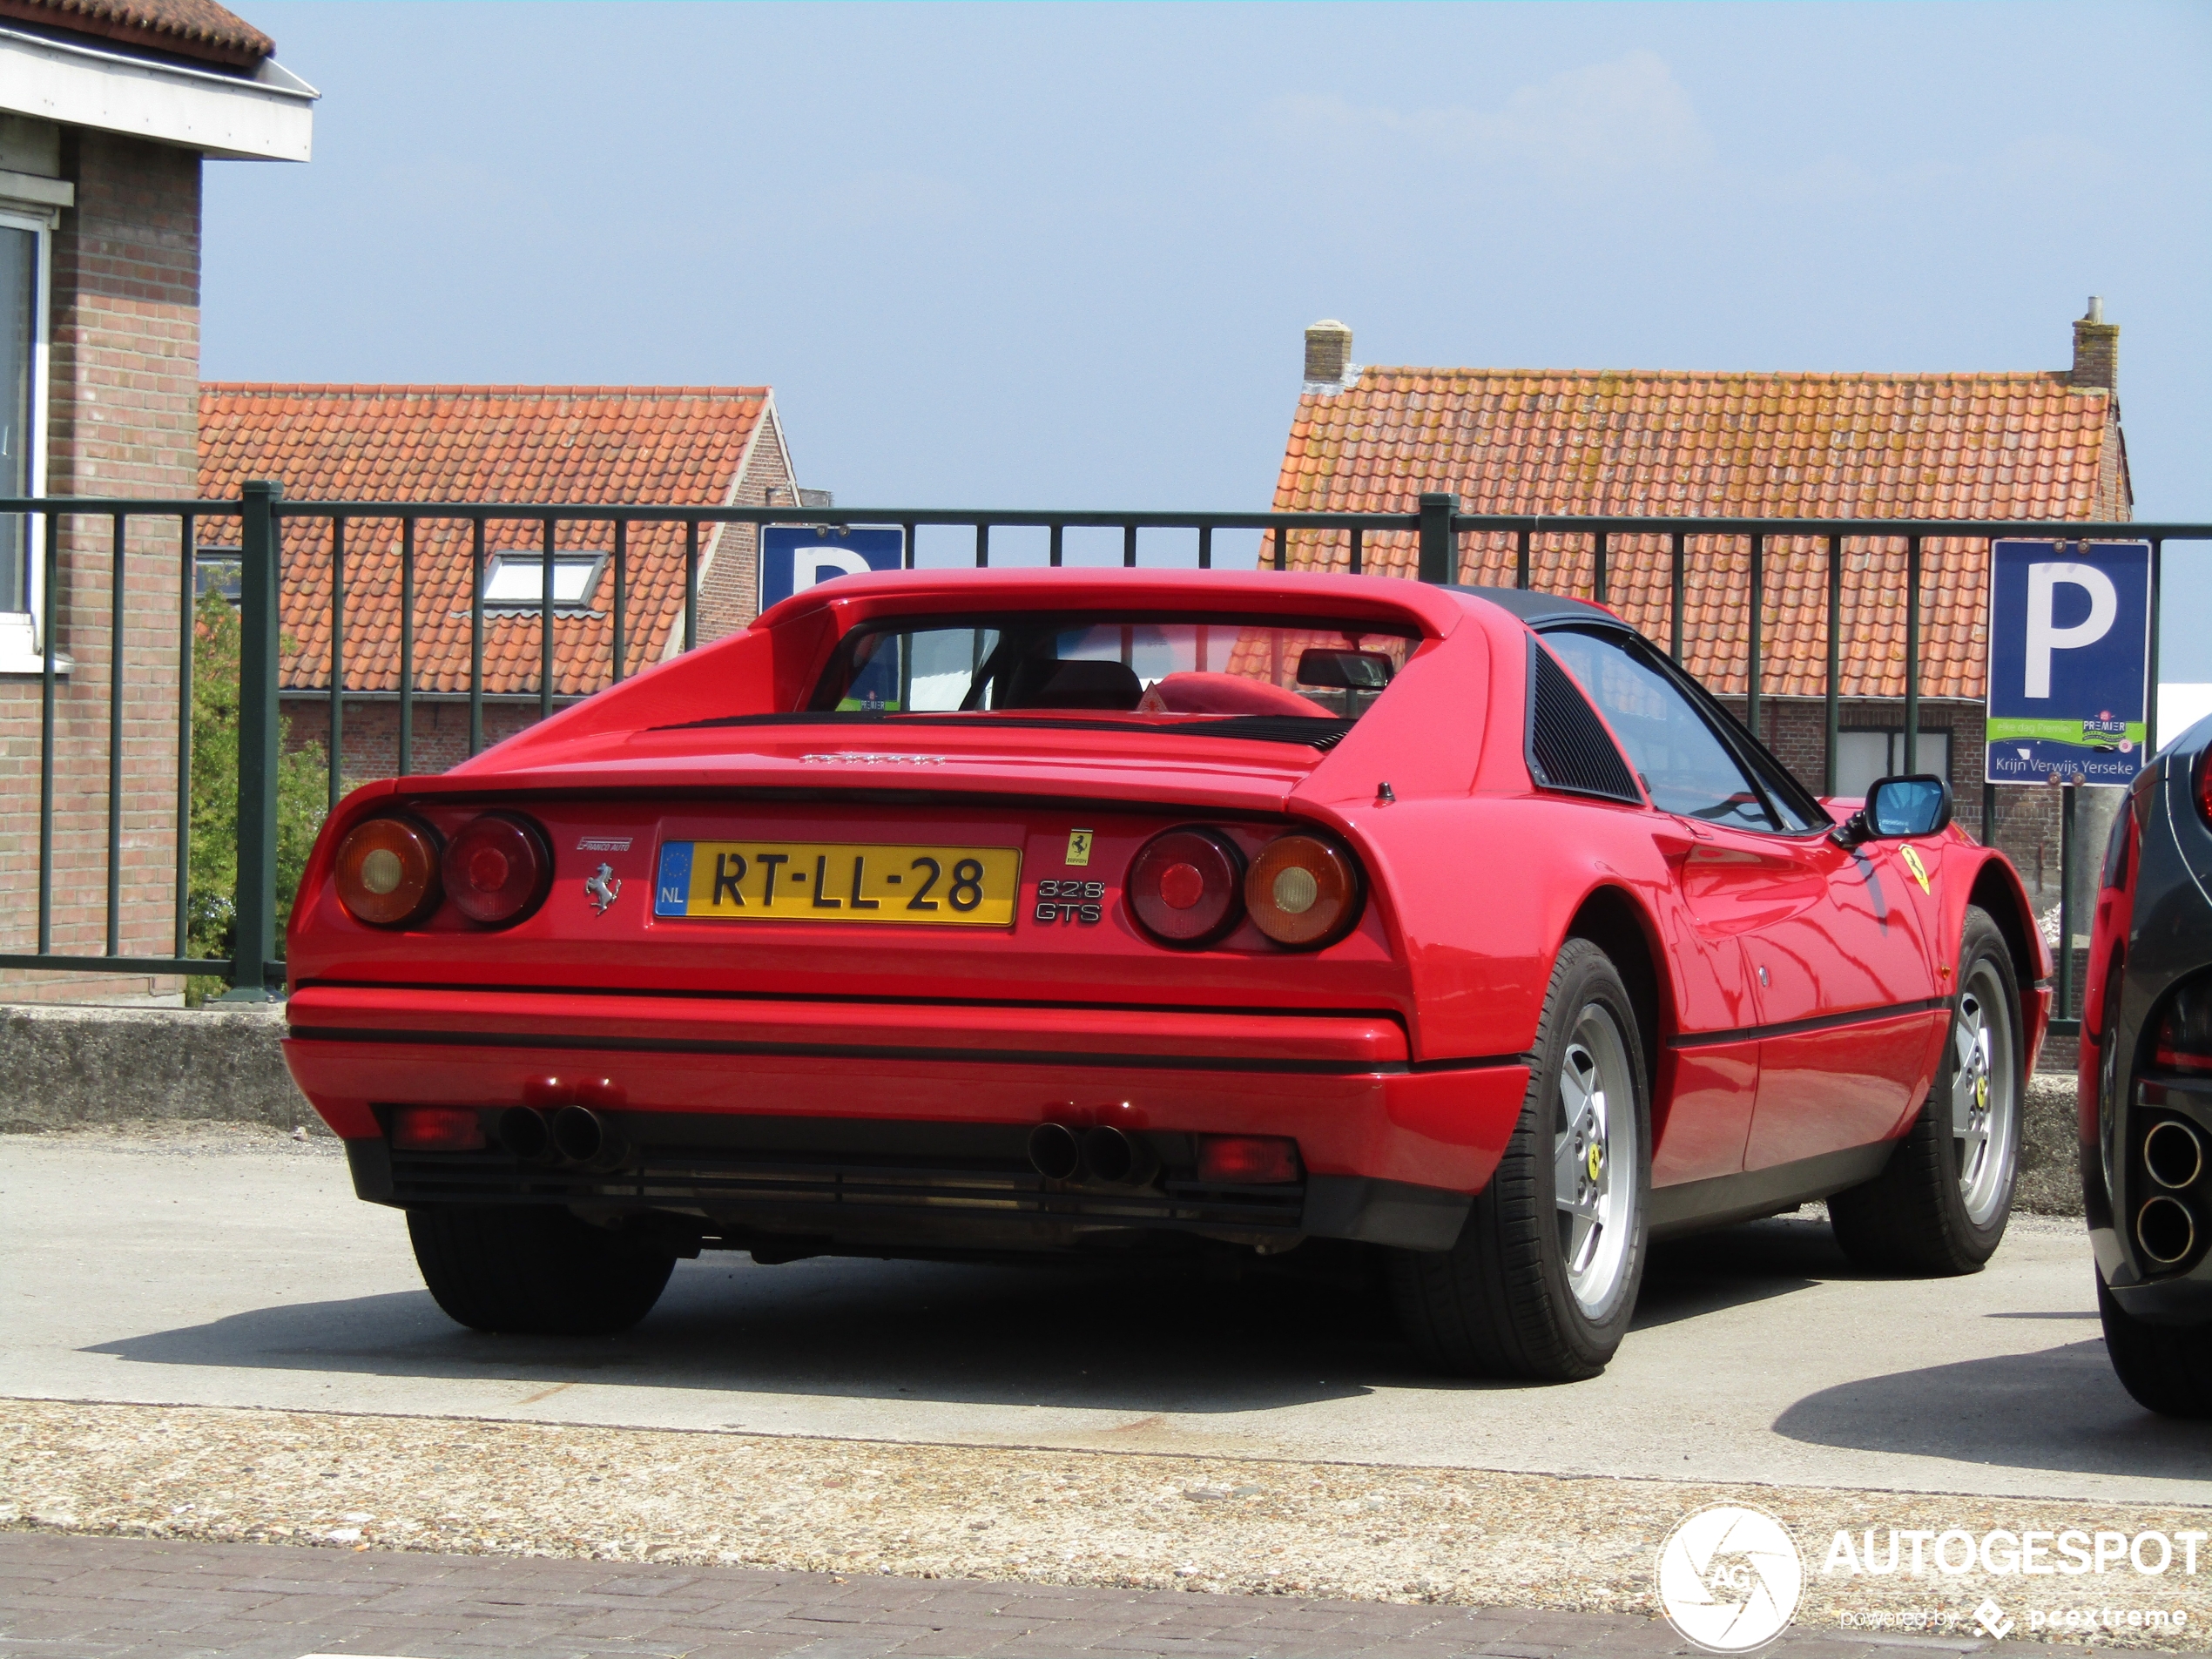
[0,203,51,671]
[482,552,603,609]
[1836,728,1951,798]
[193,546,242,604]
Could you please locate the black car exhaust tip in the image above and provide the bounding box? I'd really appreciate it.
[552,1104,624,1171]
[496,1105,551,1163]
[2145,1120,2206,1190]
[1082,1124,1157,1188]
[1028,1122,1082,1182]
[2138,1195,2197,1267]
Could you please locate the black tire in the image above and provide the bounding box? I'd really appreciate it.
[408,1204,675,1336]
[1387,938,1652,1382]
[1831,906,2021,1275]
[2099,1269,2212,1419]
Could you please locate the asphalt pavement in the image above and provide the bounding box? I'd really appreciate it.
[3,1128,2206,1506]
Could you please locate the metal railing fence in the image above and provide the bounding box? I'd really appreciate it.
[2,483,2204,1024]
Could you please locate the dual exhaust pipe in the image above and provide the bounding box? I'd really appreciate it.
[1028,1122,1157,1188]
[498,1103,625,1173]
[2136,1119,2205,1268]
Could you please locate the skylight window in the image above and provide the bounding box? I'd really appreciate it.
[482,552,603,609]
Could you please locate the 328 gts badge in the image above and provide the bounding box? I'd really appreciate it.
[1035,879,1104,925]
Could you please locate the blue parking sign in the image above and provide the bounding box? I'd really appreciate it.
[1985,539,2151,786]
[759,525,905,613]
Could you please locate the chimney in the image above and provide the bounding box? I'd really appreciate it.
[1304,319,1353,390]
[2070,296,2118,392]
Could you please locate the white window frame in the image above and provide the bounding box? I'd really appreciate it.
[0,197,53,674]
[1835,726,1952,799]
[480,550,607,610]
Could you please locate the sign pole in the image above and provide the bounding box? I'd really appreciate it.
[2060,783,2077,1022]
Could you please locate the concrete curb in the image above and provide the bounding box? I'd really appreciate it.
[0,1003,2087,1217]
[2017,1073,2083,1216]
[0,1003,310,1135]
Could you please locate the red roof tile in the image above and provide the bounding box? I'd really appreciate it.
[199,385,773,698]
[1271,368,2130,699]
[0,0,273,67]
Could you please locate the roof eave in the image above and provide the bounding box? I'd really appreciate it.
[0,22,314,160]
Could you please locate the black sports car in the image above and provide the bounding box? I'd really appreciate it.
[2084,711,2212,1416]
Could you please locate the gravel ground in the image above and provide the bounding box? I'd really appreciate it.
[4,1398,2207,1649]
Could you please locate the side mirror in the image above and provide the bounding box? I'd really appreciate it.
[1835,773,1953,846]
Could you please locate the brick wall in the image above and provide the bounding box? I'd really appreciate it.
[1730,692,2082,927]
[692,407,797,644]
[0,132,199,1001]
[280,697,573,792]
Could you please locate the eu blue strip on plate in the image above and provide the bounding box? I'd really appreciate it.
[654,842,693,917]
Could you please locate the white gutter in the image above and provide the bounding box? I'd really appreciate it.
[0,24,316,162]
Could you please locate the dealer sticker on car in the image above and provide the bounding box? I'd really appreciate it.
[654,840,1022,925]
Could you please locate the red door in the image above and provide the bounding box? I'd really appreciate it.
[1649,814,1764,1185]
[1738,832,1949,1170]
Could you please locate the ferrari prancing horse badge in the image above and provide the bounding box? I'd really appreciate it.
[585,862,622,914]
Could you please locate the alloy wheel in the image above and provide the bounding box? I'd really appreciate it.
[1554,1001,1639,1318]
[1952,959,2019,1226]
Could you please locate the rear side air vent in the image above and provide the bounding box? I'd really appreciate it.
[1527,642,1642,805]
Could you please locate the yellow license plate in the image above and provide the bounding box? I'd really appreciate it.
[653,840,1022,926]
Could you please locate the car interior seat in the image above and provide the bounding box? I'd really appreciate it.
[1001,658,1145,711]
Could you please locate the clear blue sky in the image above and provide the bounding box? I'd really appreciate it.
[201,3,2212,672]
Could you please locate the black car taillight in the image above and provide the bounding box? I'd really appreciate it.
[2152,975,2212,1076]
[334,814,442,927]
[2195,748,2212,833]
[442,812,553,927]
[1127,827,1244,947]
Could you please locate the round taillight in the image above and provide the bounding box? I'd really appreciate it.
[1127,827,1244,947]
[1245,833,1362,949]
[2195,747,2212,833]
[334,815,442,927]
[442,813,551,927]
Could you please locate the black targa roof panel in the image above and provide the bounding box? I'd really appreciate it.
[1448,586,1629,631]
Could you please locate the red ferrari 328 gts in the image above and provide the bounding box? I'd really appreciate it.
[283,569,2051,1381]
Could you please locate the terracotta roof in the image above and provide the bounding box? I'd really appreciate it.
[0,0,273,67]
[199,385,774,698]
[1272,368,2131,699]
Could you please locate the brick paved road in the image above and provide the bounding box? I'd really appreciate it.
[0,1534,2164,1659]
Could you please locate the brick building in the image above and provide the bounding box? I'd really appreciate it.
[0,0,313,999]
[195,384,800,789]
[1272,308,2132,926]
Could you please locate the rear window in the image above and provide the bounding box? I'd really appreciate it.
[806,612,1418,729]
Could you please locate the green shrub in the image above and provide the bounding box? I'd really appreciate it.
[185,589,328,1001]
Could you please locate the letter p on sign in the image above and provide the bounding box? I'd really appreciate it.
[2024,562,2118,698]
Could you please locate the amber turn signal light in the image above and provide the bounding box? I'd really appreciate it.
[442,812,552,927]
[334,814,442,927]
[1244,833,1362,948]
[1127,826,1244,947]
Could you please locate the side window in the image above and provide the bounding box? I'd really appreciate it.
[1541,629,1780,833]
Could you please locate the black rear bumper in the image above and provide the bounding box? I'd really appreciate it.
[346,1109,1469,1255]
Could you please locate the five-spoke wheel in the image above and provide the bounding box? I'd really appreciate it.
[1831,904,2022,1274]
[1555,1007,1641,1320]
[1390,938,1651,1380]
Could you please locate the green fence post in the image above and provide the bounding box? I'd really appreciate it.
[1418,492,1459,584]
[219,478,282,1001]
